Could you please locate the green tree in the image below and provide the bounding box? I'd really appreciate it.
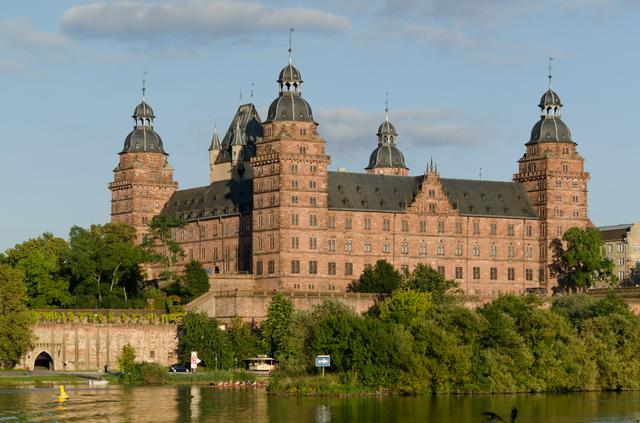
[66,223,147,304]
[118,343,137,373]
[177,311,232,369]
[261,292,294,360]
[347,260,402,295]
[3,233,72,308]
[226,316,260,365]
[143,214,186,284]
[0,264,34,367]
[182,260,210,302]
[551,227,616,292]
[378,289,432,326]
[406,264,461,302]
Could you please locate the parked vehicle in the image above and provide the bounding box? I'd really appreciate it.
[170,363,190,372]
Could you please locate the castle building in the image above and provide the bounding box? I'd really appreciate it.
[599,223,640,284]
[110,55,590,295]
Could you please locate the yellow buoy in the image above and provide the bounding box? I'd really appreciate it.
[58,385,69,401]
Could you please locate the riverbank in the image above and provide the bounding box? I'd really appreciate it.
[0,370,89,386]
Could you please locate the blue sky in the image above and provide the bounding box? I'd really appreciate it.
[1,0,638,251]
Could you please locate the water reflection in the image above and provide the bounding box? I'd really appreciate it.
[0,386,639,422]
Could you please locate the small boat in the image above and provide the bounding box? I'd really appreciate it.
[244,355,277,373]
[88,379,109,386]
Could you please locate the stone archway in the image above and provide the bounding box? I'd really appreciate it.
[34,351,54,370]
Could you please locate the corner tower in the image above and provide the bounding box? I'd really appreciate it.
[514,76,590,288]
[109,83,178,243]
[365,96,408,176]
[251,43,331,290]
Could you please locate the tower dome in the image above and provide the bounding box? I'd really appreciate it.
[365,96,408,174]
[528,86,573,144]
[121,83,166,154]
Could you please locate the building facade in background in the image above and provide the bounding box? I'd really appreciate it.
[599,224,640,284]
[110,57,591,295]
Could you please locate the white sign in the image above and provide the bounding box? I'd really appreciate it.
[190,351,202,369]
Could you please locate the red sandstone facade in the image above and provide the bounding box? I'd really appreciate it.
[110,62,589,295]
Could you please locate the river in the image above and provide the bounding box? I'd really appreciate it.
[0,385,639,422]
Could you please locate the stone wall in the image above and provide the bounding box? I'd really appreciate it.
[20,321,178,371]
[187,290,378,322]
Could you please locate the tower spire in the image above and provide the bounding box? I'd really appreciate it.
[142,71,147,101]
[288,27,295,64]
[250,82,254,100]
[548,57,554,89]
[385,91,389,122]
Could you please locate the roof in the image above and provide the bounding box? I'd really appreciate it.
[327,172,537,218]
[161,179,252,221]
[121,127,166,154]
[598,224,632,242]
[214,104,262,164]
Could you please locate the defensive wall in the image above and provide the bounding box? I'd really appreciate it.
[19,310,179,371]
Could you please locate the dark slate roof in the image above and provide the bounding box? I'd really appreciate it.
[265,93,314,123]
[214,104,262,164]
[539,89,562,108]
[366,144,407,170]
[161,179,252,221]
[529,116,572,143]
[133,100,155,119]
[327,172,537,218]
[377,120,397,136]
[598,224,632,242]
[121,127,166,154]
[278,63,302,84]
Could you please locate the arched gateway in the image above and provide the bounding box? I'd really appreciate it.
[34,351,54,370]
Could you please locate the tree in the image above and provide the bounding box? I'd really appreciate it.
[347,259,402,295]
[378,289,432,326]
[66,223,147,304]
[177,311,232,369]
[0,264,34,367]
[226,316,260,364]
[551,227,616,292]
[118,343,136,373]
[143,214,185,284]
[3,233,72,308]
[406,264,461,302]
[261,292,294,359]
[182,260,210,302]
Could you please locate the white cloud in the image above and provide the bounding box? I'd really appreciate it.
[61,0,351,43]
[0,59,23,73]
[0,19,71,51]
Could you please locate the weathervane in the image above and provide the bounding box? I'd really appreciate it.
[250,82,255,99]
[548,56,554,89]
[288,27,295,64]
[142,71,147,101]
[385,91,389,122]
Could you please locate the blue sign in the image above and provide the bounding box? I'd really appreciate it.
[315,355,330,367]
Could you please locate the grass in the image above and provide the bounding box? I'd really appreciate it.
[0,373,87,386]
[268,374,376,395]
[164,369,258,384]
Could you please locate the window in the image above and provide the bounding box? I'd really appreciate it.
[607,244,613,253]
[490,244,497,257]
[619,257,626,266]
[327,239,336,252]
[309,261,317,274]
[490,223,497,235]
[291,195,299,204]
[309,180,317,189]
[291,180,299,188]
[429,203,437,213]
[525,268,533,281]
[268,260,275,274]
[290,163,298,172]
[472,243,480,257]
[383,241,391,254]
[256,237,263,251]
[437,220,445,234]
[419,241,427,256]
[525,225,532,237]
[455,242,463,256]
[268,213,275,227]
[310,165,317,173]
[556,226,564,237]
[213,224,218,237]
[345,217,352,229]
[309,214,318,226]
[437,242,445,255]
[507,224,515,236]
[437,266,445,275]
[455,221,462,234]
[345,262,353,276]
[635,244,640,252]
[619,270,625,280]
[364,218,372,230]
[490,267,498,280]
[256,261,263,275]
[455,267,463,279]
[291,214,299,225]
[539,269,545,282]
[328,216,336,229]
[269,235,275,250]
[572,195,579,203]
[473,267,481,279]
[291,237,299,249]
[420,220,427,232]
[345,240,352,253]
[508,244,515,258]
[328,262,336,275]
[401,265,409,274]
[428,189,436,198]
[364,241,372,253]
[473,222,480,234]
[299,145,307,155]
[309,237,317,250]
[508,268,515,281]
[401,241,409,255]
[401,220,409,232]
[556,180,563,188]
[383,219,391,231]
[618,243,625,253]
[309,196,317,205]
[291,260,300,273]
[525,245,533,259]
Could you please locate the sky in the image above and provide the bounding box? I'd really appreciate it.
[1,0,639,251]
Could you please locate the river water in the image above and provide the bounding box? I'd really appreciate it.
[1,385,639,422]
